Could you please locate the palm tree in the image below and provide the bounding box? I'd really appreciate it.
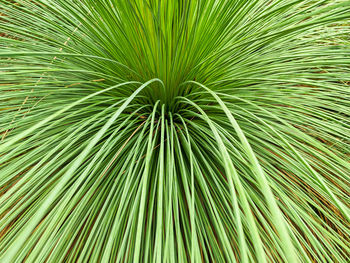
[0,0,349,262]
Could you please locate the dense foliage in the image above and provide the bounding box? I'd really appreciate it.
[0,0,350,262]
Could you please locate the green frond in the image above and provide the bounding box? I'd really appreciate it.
[1,0,349,262]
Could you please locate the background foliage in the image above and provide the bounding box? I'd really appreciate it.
[0,0,350,262]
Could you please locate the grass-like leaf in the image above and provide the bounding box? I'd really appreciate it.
[1,0,350,262]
